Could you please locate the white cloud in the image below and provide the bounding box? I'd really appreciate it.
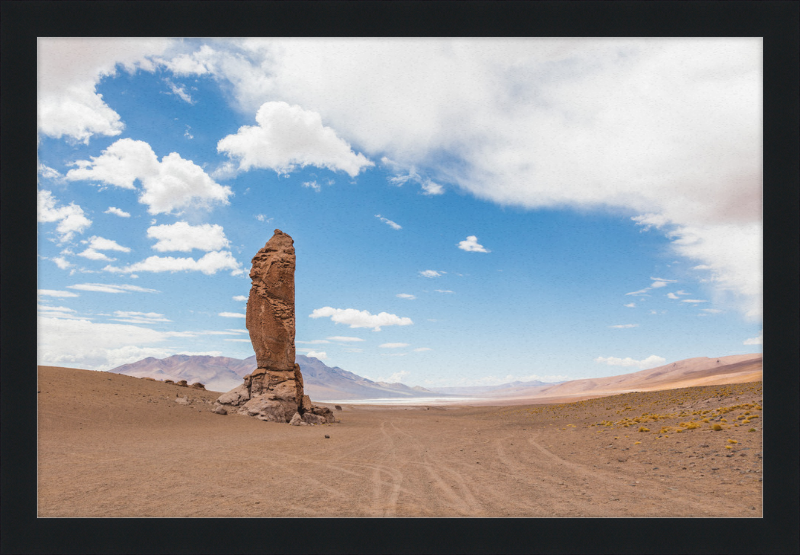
[610,324,638,329]
[65,138,232,215]
[413,347,432,352]
[67,283,159,294]
[255,214,272,222]
[375,214,402,230]
[667,293,680,300]
[458,235,490,253]
[743,333,762,345]
[226,329,248,333]
[38,289,79,298]
[625,288,650,296]
[104,207,131,218]
[159,39,759,320]
[344,348,364,353]
[217,101,373,178]
[304,350,328,360]
[326,336,365,342]
[38,163,64,182]
[701,308,723,314]
[104,250,242,276]
[77,248,115,261]
[147,222,230,252]
[594,355,666,370]
[110,311,171,324]
[165,79,194,104]
[310,307,413,331]
[296,340,330,345]
[419,270,442,278]
[233,295,248,302]
[435,289,454,294]
[225,339,252,343]
[38,38,172,143]
[396,293,416,300]
[38,316,175,370]
[676,290,691,295]
[381,158,445,196]
[37,190,92,242]
[219,312,246,318]
[681,299,708,303]
[302,180,321,192]
[52,257,73,269]
[380,343,409,349]
[624,302,636,308]
[367,370,410,383]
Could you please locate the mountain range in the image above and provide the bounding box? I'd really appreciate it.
[110,354,440,400]
[110,352,762,402]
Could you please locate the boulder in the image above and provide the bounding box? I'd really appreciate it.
[289,412,307,426]
[191,382,206,390]
[174,395,189,405]
[212,405,228,415]
[217,383,250,406]
[176,380,188,387]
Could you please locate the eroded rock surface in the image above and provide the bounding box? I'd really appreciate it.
[215,230,335,425]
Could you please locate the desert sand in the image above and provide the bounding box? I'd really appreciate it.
[38,365,762,517]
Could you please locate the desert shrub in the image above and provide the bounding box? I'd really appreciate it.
[727,439,738,444]
[638,427,650,433]
[726,445,733,450]
[634,441,641,445]
[742,419,751,424]
[711,424,723,431]
[748,415,759,419]
[748,428,756,432]
[701,418,710,423]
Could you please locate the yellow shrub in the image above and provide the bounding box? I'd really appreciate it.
[748,428,756,432]
[711,424,723,431]
[727,439,738,444]
[634,441,641,445]
[638,427,650,432]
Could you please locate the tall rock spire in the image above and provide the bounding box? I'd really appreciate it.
[215,230,334,425]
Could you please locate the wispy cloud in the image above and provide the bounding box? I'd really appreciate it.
[624,302,636,308]
[38,289,79,298]
[376,214,402,230]
[594,355,666,370]
[743,333,762,345]
[218,312,246,318]
[396,293,416,300]
[609,324,638,329]
[67,283,159,294]
[419,270,443,278]
[380,343,409,349]
[327,336,365,342]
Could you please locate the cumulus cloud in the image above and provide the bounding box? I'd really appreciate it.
[594,355,667,370]
[396,293,416,300]
[38,289,79,298]
[667,293,680,300]
[458,235,490,253]
[147,222,230,252]
[624,302,636,308]
[219,312,246,318]
[255,214,272,222]
[743,333,762,345]
[37,190,92,242]
[232,295,248,302]
[51,257,73,269]
[310,307,413,331]
[419,270,442,278]
[327,336,365,342]
[610,324,638,329]
[65,138,232,215]
[380,343,409,349]
[103,250,243,276]
[217,101,373,178]
[67,283,159,294]
[38,38,172,142]
[303,350,328,360]
[104,206,131,218]
[376,214,402,230]
[154,38,760,319]
[76,236,132,262]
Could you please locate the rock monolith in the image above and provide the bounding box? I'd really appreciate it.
[216,230,334,425]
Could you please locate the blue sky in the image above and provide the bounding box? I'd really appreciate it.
[37,38,762,387]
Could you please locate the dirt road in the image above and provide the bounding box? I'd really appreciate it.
[37,366,762,517]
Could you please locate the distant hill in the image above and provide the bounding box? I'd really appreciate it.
[110,354,441,400]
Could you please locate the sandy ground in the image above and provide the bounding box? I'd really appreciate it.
[38,366,762,517]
